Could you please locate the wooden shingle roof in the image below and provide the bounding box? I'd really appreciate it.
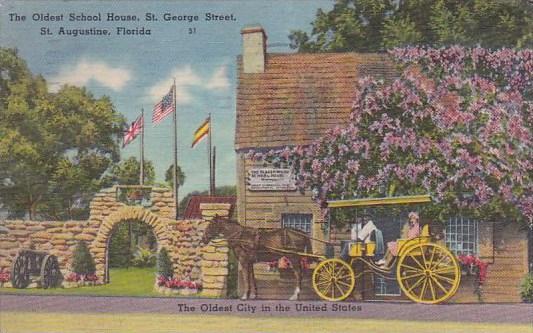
[235,52,397,150]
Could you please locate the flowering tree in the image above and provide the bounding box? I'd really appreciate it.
[252,47,532,225]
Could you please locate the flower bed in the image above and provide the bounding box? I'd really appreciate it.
[0,270,10,287]
[63,272,100,288]
[154,275,202,296]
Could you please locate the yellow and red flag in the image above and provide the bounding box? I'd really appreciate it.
[191,116,210,148]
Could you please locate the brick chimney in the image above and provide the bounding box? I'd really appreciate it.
[241,26,267,73]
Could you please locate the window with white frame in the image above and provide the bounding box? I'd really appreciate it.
[281,213,312,234]
[374,276,401,296]
[445,216,479,256]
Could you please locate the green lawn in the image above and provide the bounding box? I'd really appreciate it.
[0,267,165,297]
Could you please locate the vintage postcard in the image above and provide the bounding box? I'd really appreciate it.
[0,0,532,332]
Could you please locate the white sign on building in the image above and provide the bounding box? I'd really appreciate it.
[247,168,296,191]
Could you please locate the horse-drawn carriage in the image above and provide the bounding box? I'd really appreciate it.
[311,194,461,304]
[202,194,461,304]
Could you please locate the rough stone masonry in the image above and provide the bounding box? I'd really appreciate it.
[0,186,230,294]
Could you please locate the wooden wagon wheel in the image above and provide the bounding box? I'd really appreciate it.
[40,255,60,289]
[396,243,461,304]
[312,258,355,301]
[11,254,30,289]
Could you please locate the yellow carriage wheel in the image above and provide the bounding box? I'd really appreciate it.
[312,258,355,301]
[396,243,461,304]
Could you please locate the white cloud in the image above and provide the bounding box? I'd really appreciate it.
[205,65,230,91]
[148,64,230,106]
[149,65,201,105]
[49,60,131,92]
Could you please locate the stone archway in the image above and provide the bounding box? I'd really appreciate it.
[90,206,177,282]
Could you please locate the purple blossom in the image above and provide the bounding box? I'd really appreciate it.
[250,46,532,225]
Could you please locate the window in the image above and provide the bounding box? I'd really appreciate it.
[281,213,312,234]
[374,277,401,296]
[445,216,479,256]
[373,213,403,297]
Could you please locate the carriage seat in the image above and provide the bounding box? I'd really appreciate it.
[343,229,385,258]
[396,224,431,256]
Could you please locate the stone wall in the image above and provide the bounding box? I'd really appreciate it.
[0,220,94,279]
[201,239,229,297]
[0,190,236,297]
[199,203,232,221]
[0,186,210,287]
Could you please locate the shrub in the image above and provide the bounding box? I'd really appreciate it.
[157,247,173,278]
[132,246,156,267]
[520,273,533,303]
[72,241,96,275]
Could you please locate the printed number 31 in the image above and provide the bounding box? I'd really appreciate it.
[189,27,196,34]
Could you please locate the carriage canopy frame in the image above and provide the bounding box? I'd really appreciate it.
[326,194,432,209]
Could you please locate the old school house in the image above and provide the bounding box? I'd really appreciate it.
[234,26,532,302]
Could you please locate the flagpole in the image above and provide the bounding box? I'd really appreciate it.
[172,79,179,219]
[140,108,145,185]
[208,113,213,196]
[212,146,216,195]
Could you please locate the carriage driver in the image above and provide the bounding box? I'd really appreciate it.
[340,212,384,261]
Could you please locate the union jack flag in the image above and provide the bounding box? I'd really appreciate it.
[152,85,175,124]
[123,114,143,148]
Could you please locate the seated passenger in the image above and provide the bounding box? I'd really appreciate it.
[377,211,420,267]
[341,213,382,261]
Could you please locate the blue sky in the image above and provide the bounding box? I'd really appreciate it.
[0,0,333,199]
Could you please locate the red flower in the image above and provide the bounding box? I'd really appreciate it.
[84,274,98,282]
[0,271,10,283]
[458,255,489,284]
[278,257,292,269]
[65,272,81,282]
[157,275,168,286]
[158,276,201,290]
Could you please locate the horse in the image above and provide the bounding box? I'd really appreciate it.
[201,217,312,301]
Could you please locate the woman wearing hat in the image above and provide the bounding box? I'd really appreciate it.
[377,211,420,267]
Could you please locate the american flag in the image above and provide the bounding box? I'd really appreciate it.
[152,85,175,124]
[123,114,143,148]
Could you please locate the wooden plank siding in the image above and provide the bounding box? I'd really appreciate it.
[480,223,529,302]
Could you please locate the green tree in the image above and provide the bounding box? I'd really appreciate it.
[289,0,532,52]
[164,164,185,190]
[157,247,173,278]
[0,48,125,219]
[106,156,155,186]
[108,221,157,268]
[72,241,96,275]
